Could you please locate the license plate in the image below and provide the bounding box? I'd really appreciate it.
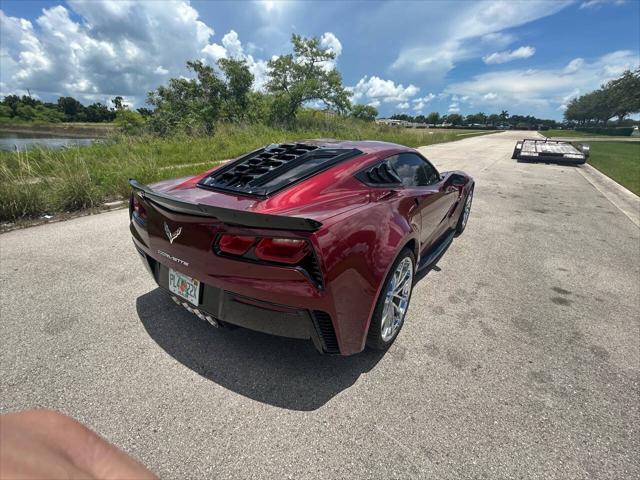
[168,268,201,305]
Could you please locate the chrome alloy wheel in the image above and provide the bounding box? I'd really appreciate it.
[461,189,473,229]
[380,256,414,342]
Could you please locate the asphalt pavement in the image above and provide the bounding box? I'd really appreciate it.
[1,131,638,479]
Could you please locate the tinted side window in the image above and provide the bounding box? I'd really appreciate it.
[389,153,439,187]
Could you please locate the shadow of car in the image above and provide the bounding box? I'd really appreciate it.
[136,288,384,411]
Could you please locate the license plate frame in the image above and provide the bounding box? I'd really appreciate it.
[168,268,201,305]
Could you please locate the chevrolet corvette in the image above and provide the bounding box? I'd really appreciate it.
[129,140,474,355]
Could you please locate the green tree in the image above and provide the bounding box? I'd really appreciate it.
[2,95,21,116]
[147,58,253,135]
[115,109,145,134]
[245,91,272,124]
[218,58,254,122]
[350,104,378,121]
[86,103,116,122]
[57,96,85,121]
[446,113,463,125]
[487,114,500,126]
[499,110,509,123]
[0,104,12,119]
[136,107,153,118]
[112,96,125,111]
[426,112,440,125]
[390,113,414,122]
[266,34,351,123]
[606,69,640,123]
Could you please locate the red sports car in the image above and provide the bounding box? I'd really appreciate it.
[129,140,474,355]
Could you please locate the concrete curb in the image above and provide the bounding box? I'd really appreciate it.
[578,163,639,228]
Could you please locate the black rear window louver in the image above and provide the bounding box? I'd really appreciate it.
[356,161,402,186]
[311,310,339,354]
[199,143,362,197]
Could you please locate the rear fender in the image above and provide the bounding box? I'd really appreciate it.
[317,197,418,354]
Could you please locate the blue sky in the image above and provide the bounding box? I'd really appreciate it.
[1,0,638,119]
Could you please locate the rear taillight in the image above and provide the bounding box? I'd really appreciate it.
[131,194,147,225]
[216,235,310,265]
[214,234,322,287]
[255,238,309,264]
[218,234,256,255]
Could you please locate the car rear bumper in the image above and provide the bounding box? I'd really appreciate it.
[133,241,340,354]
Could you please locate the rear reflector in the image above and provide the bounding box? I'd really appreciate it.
[255,238,308,264]
[131,194,147,224]
[218,234,256,255]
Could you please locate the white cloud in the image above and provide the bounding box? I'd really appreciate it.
[483,46,535,64]
[350,75,419,105]
[221,30,244,58]
[367,100,381,108]
[580,0,626,9]
[320,32,342,57]
[448,102,460,113]
[201,30,271,90]
[201,43,227,61]
[563,58,584,74]
[0,1,216,105]
[391,1,570,77]
[396,102,410,109]
[255,0,291,16]
[202,30,245,60]
[445,49,639,115]
[317,32,343,72]
[412,93,435,111]
[0,1,296,103]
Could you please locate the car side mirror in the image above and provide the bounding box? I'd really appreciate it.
[446,173,466,187]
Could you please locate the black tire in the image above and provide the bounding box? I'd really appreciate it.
[366,247,416,351]
[455,186,474,236]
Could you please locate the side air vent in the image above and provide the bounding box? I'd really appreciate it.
[355,161,402,187]
[311,310,339,354]
[299,253,324,288]
[198,143,362,197]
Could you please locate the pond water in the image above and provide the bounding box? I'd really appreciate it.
[0,131,97,151]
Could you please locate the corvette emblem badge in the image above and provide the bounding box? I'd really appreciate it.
[164,222,182,244]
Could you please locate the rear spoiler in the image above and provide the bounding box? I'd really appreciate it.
[129,179,322,232]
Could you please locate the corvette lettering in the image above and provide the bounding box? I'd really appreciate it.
[157,250,189,266]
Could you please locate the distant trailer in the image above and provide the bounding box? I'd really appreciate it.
[512,138,589,164]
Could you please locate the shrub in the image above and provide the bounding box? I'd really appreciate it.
[575,127,634,136]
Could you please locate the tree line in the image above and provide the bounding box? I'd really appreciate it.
[0,94,142,123]
[387,110,558,128]
[564,69,639,125]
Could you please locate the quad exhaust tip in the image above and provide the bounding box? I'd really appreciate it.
[171,296,219,328]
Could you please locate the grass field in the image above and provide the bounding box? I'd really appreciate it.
[0,120,496,222]
[541,129,605,138]
[541,129,635,138]
[588,142,640,195]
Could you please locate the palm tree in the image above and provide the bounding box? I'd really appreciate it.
[499,110,509,122]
